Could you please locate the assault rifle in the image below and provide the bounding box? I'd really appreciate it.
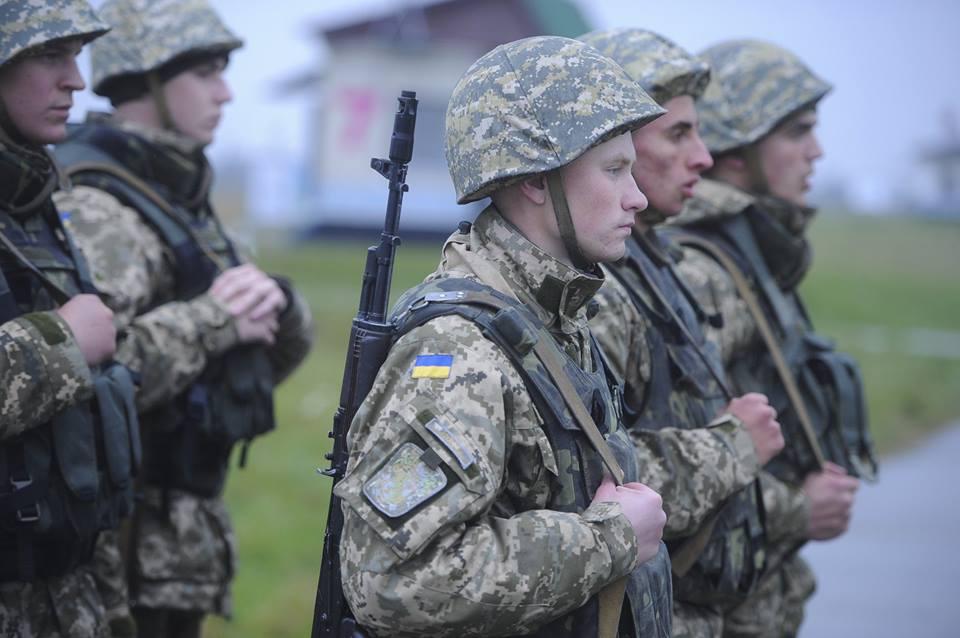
[311,90,418,638]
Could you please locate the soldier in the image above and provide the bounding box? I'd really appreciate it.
[51,1,315,636]
[335,36,673,638]
[0,1,140,636]
[670,40,868,637]
[580,28,783,637]
[335,34,779,638]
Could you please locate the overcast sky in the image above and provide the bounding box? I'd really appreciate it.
[75,0,960,211]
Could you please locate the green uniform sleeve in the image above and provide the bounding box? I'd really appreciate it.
[0,313,92,440]
[336,314,639,637]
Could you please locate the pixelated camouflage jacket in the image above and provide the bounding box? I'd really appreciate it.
[52,118,314,615]
[54,117,315,412]
[335,206,656,637]
[670,178,810,548]
[0,143,93,441]
[592,236,760,539]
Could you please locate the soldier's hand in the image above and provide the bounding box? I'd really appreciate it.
[56,294,116,365]
[233,312,279,346]
[209,264,288,321]
[725,393,784,466]
[594,476,666,564]
[803,461,859,540]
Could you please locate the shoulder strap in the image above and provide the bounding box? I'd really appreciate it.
[612,237,733,400]
[722,214,800,334]
[0,226,71,306]
[398,284,626,485]
[676,232,826,469]
[63,161,235,274]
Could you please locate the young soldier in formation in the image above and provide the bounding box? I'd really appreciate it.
[336,36,675,637]
[580,28,783,637]
[0,1,139,636]
[52,1,315,636]
[670,40,868,637]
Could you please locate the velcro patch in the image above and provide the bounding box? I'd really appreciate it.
[363,442,447,518]
[411,354,453,379]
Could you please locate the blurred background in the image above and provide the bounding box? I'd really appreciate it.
[71,1,960,636]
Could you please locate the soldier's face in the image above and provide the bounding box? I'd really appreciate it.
[630,95,713,217]
[163,56,233,146]
[0,39,85,144]
[560,132,648,263]
[755,108,823,206]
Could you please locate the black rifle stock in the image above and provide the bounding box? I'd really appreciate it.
[311,90,418,638]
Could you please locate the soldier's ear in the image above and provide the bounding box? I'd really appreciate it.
[715,153,747,174]
[518,175,548,206]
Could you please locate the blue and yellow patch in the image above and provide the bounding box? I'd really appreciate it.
[411,354,453,379]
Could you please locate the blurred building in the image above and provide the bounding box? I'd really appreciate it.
[281,0,591,236]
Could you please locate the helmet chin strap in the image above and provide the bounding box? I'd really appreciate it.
[546,170,592,270]
[743,144,770,196]
[147,72,178,133]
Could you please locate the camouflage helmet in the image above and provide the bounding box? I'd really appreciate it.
[90,0,242,96]
[0,0,108,68]
[698,39,832,154]
[578,28,710,106]
[445,36,665,204]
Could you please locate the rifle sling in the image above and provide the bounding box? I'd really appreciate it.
[678,233,826,468]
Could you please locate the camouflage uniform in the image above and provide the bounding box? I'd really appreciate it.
[0,3,123,637]
[49,0,314,630]
[670,41,836,638]
[581,29,767,637]
[337,36,682,637]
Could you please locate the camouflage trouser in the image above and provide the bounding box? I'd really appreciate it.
[131,488,236,616]
[672,599,723,637]
[93,530,137,637]
[722,554,816,638]
[0,566,110,638]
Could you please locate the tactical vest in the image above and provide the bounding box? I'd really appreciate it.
[55,125,276,499]
[390,275,672,638]
[672,211,877,484]
[0,201,139,583]
[606,233,766,607]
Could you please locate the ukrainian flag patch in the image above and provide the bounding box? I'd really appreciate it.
[411,354,453,379]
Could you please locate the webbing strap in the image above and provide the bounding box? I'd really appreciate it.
[422,288,626,485]
[64,161,234,273]
[622,234,734,401]
[0,227,71,305]
[678,233,826,469]
[546,171,591,271]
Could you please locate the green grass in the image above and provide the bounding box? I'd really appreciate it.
[205,214,960,637]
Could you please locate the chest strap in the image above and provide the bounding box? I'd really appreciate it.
[677,233,826,469]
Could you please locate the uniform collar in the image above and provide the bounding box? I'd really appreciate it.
[444,204,604,334]
[70,114,212,212]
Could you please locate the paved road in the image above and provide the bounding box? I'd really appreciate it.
[799,424,960,637]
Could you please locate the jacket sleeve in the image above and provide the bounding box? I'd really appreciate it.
[264,276,314,384]
[336,315,640,637]
[629,421,758,538]
[758,470,809,547]
[55,186,240,411]
[0,313,93,440]
[592,274,760,538]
